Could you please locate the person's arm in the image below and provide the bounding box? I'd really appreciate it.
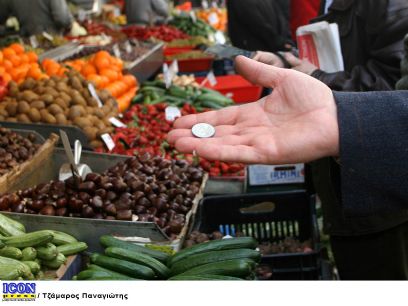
[335,91,408,217]
[311,1,408,91]
[151,0,169,18]
[50,0,73,30]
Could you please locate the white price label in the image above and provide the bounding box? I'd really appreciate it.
[29,36,38,48]
[113,44,121,58]
[101,134,115,151]
[165,106,181,122]
[124,41,132,54]
[170,60,179,75]
[78,9,86,22]
[208,12,219,26]
[202,0,209,9]
[42,31,53,41]
[109,117,127,128]
[207,70,217,86]
[214,31,226,44]
[163,63,172,89]
[208,33,215,43]
[113,7,121,17]
[190,11,197,23]
[248,164,305,186]
[87,83,103,107]
[211,1,219,8]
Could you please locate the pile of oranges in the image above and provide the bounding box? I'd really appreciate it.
[0,43,49,83]
[65,51,138,112]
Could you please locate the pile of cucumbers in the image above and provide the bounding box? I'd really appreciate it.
[75,235,260,281]
[0,213,87,280]
[170,15,216,37]
[132,80,234,110]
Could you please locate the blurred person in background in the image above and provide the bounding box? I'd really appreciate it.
[125,0,169,25]
[227,0,292,52]
[2,0,74,36]
[253,0,408,280]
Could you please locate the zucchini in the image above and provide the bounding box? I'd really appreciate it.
[21,247,37,261]
[0,239,4,249]
[42,253,66,269]
[57,242,88,256]
[169,274,242,281]
[76,269,135,280]
[1,230,53,248]
[0,213,25,236]
[169,85,190,99]
[0,246,23,260]
[88,264,138,279]
[105,247,170,279]
[195,93,233,106]
[175,259,255,278]
[170,249,261,276]
[99,235,169,263]
[0,256,32,279]
[169,237,257,266]
[90,253,156,279]
[51,231,77,245]
[22,261,41,274]
[36,243,57,261]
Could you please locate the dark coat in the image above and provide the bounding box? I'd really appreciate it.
[227,0,292,52]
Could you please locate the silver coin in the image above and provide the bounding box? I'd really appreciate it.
[191,123,216,138]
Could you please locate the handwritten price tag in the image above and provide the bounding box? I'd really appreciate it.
[109,117,127,128]
[88,84,103,107]
[101,134,115,151]
[165,106,181,122]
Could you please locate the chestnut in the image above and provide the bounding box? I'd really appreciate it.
[40,205,55,216]
[56,198,67,208]
[107,191,117,201]
[104,203,117,216]
[95,188,107,199]
[168,219,184,234]
[69,198,83,212]
[133,191,144,201]
[138,197,151,207]
[133,205,146,214]
[11,202,24,213]
[81,205,95,218]
[31,199,45,211]
[116,209,132,221]
[79,181,96,192]
[90,196,103,209]
[0,196,10,210]
[8,193,20,205]
[56,207,68,216]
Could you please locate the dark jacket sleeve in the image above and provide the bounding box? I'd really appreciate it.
[312,0,408,91]
[50,0,73,29]
[334,91,408,218]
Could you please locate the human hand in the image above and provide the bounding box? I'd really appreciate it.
[252,51,285,68]
[284,53,318,75]
[167,56,339,165]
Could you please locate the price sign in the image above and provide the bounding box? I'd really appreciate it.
[248,164,305,186]
[208,12,219,26]
[207,70,217,86]
[214,31,226,44]
[190,11,197,23]
[101,134,115,151]
[29,36,38,48]
[88,83,103,107]
[202,0,209,9]
[113,44,121,58]
[124,41,132,54]
[42,31,53,41]
[163,63,172,88]
[78,9,86,22]
[170,60,179,75]
[109,117,127,128]
[165,106,181,122]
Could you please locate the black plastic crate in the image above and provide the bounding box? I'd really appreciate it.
[192,190,322,280]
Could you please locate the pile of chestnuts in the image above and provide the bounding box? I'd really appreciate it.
[0,153,204,239]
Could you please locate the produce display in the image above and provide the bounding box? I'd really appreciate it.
[0,43,46,84]
[134,79,233,109]
[97,103,244,177]
[0,71,118,147]
[170,16,216,37]
[165,50,212,61]
[0,213,87,280]
[74,235,259,280]
[122,25,190,42]
[22,35,68,52]
[166,37,212,48]
[0,127,40,176]
[0,154,204,238]
[80,20,126,41]
[196,8,228,32]
[65,51,138,112]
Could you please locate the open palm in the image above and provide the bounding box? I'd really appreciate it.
[167,56,339,165]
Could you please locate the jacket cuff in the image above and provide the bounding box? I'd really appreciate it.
[311,69,325,80]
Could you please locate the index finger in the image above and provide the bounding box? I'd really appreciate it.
[173,105,240,129]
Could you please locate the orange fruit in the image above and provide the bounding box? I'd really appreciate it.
[28,66,42,79]
[3,59,13,71]
[94,56,110,71]
[2,48,16,58]
[8,54,21,67]
[0,51,3,63]
[0,67,5,75]
[87,74,102,87]
[20,54,29,64]
[122,74,137,87]
[9,43,25,54]
[81,64,97,77]
[2,73,11,83]
[100,68,119,82]
[98,75,110,88]
[26,51,38,63]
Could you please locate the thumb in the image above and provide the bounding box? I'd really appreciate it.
[235,55,286,88]
[284,53,302,66]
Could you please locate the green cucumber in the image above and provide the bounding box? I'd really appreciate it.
[22,261,41,274]
[57,242,88,256]
[76,269,135,280]
[0,246,23,260]
[175,259,255,278]
[21,247,37,261]
[0,256,32,279]
[50,231,77,245]
[170,249,261,276]
[195,93,233,106]
[36,243,57,261]
[105,247,170,279]
[1,230,53,248]
[0,213,25,236]
[169,85,190,99]
[88,264,138,279]
[90,253,156,280]
[42,253,66,269]
[199,100,224,109]
[99,235,169,263]
[169,274,242,281]
[132,93,144,104]
[169,237,257,266]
